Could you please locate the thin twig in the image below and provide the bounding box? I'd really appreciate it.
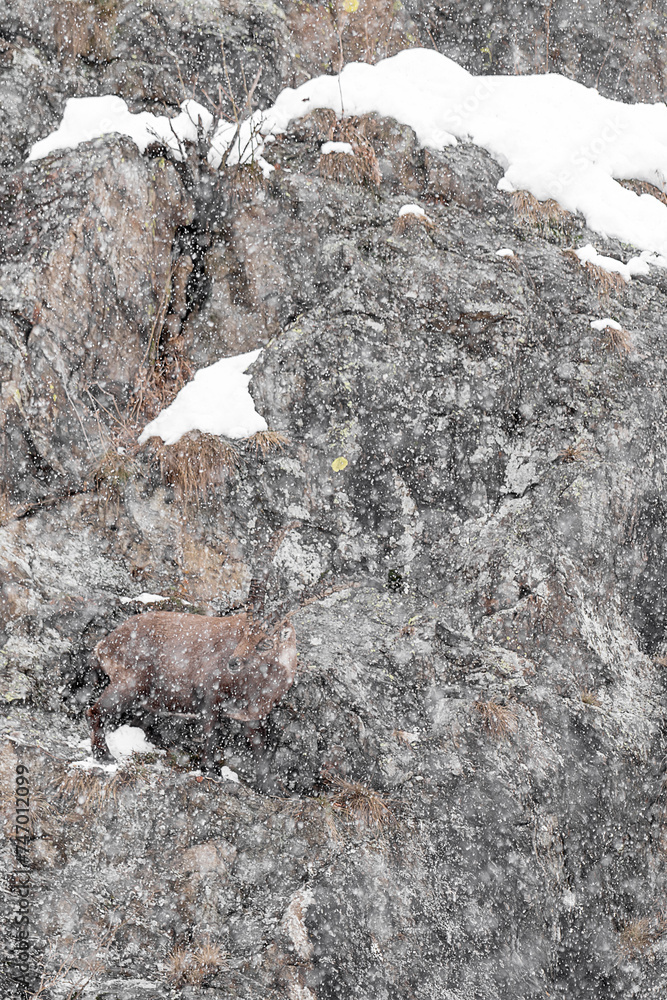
[595,31,617,90]
[544,0,553,73]
[221,41,239,122]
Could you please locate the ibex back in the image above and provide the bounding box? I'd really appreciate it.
[86,610,297,767]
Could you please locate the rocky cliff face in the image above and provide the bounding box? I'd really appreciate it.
[2,2,667,999]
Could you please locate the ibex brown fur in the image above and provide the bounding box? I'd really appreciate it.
[86,610,296,767]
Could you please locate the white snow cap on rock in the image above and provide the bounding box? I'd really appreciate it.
[496,248,515,257]
[398,204,426,217]
[573,243,652,282]
[138,349,267,446]
[321,141,354,155]
[28,96,213,162]
[591,317,623,331]
[26,50,667,258]
[260,48,667,257]
[73,726,163,772]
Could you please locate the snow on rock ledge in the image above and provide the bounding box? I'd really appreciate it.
[25,49,667,258]
[261,48,667,257]
[28,96,213,162]
[138,349,267,446]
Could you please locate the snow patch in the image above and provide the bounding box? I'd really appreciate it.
[138,349,267,446]
[573,243,650,282]
[591,318,623,331]
[120,592,168,605]
[398,203,426,217]
[27,50,667,258]
[260,49,667,257]
[73,726,163,771]
[496,247,515,257]
[321,140,354,155]
[28,97,213,162]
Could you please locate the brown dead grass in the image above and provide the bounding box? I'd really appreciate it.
[617,916,667,958]
[166,940,226,987]
[584,262,627,297]
[511,190,574,237]
[319,118,382,188]
[392,211,435,237]
[133,352,194,424]
[558,441,590,464]
[580,688,602,708]
[618,178,667,208]
[89,448,137,509]
[53,0,118,62]
[245,429,290,456]
[57,766,138,816]
[226,162,267,204]
[150,431,240,505]
[474,699,519,740]
[562,249,627,297]
[322,772,393,830]
[598,324,632,356]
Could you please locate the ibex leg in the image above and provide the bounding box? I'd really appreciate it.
[201,713,222,771]
[244,720,266,758]
[86,701,114,762]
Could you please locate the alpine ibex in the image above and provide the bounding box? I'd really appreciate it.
[86,608,296,766]
[87,527,299,767]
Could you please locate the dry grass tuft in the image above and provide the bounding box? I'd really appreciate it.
[580,688,602,708]
[319,118,382,188]
[617,916,666,958]
[583,262,627,297]
[322,771,393,830]
[618,178,667,208]
[132,353,194,424]
[150,431,240,505]
[245,429,290,456]
[474,699,519,740]
[562,249,626,297]
[558,441,590,464]
[392,211,435,237]
[511,190,574,237]
[58,765,137,815]
[89,448,136,506]
[226,162,267,204]
[599,324,632,356]
[166,940,226,987]
[53,0,118,62]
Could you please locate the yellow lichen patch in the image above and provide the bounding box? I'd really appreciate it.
[331,456,349,472]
